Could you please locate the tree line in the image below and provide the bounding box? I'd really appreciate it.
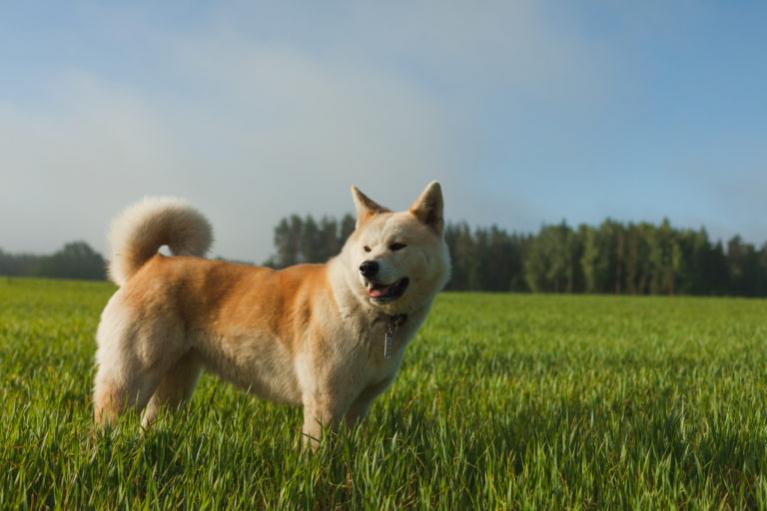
[268,214,767,297]
[448,219,767,296]
[0,241,106,280]
[2,215,767,296]
[265,214,357,268]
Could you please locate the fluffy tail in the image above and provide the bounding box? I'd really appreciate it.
[107,197,213,286]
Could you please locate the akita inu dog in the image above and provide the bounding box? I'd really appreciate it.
[93,182,450,446]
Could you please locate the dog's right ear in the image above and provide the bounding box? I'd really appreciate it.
[351,186,388,227]
[409,181,444,235]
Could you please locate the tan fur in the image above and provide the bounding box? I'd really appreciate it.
[107,196,213,286]
[93,183,450,447]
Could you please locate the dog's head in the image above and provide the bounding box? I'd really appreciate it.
[339,182,451,314]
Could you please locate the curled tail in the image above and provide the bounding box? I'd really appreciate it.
[107,197,213,286]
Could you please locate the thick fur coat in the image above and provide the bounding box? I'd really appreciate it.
[93,183,450,446]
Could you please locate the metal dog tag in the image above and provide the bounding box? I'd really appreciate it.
[383,314,405,360]
[384,330,393,359]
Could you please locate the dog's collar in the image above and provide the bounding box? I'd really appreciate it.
[384,314,407,359]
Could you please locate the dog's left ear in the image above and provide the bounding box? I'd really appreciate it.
[409,181,444,235]
[351,186,389,227]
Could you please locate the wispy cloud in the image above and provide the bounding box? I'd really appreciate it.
[2,2,764,259]
[0,73,177,253]
[0,1,610,260]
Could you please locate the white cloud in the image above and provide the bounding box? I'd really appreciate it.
[0,44,460,261]
[0,73,178,254]
[0,1,612,261]
[347,0,609,101]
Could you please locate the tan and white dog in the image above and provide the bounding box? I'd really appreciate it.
[93,182,450,446]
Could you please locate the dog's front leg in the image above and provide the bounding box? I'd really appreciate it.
[301,392,353,450]
[344,377,393,428]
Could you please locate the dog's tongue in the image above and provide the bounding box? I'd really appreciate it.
[368,285,390,298]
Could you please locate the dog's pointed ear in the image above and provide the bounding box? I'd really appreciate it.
[409,181,444,235]
[351,186,388,227]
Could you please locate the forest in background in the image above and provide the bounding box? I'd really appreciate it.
[2,214,767,296]
[268,214,767,296]
[0,242,106,281]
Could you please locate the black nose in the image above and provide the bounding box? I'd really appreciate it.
[359,260,379,278]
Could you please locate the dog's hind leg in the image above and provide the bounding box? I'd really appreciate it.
[141,350,202,428]
[93,359,164,426]
[93,297,186,426]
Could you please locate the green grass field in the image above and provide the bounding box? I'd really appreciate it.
[1,278,767,509]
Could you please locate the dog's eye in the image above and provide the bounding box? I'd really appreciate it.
[389,242,407,251]
[364,246,371,253]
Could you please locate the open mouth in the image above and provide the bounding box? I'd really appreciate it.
[366,277,410,302]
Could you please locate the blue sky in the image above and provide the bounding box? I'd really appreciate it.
[1,1,765,261]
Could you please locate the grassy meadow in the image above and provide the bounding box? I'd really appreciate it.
[1,277,767,509]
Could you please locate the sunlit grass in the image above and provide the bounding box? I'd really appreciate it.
[1,278,766,509]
